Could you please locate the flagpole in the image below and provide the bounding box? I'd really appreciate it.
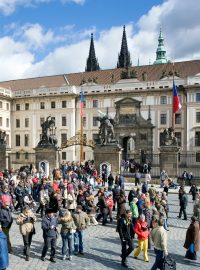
[80,114,84,163]
[172,62,175,130]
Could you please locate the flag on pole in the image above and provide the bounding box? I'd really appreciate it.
[80,90,84,117]
[173,80,181,113]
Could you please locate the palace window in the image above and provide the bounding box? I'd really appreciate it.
[62,101,67,108]
[160,96,167,104]
[40,102,45,109]
[16,152,20,160]
[25,134,29,147]
[0,117,2,126]
[195,131,200,146]
[25,103,29,110]
[160,113,167,125]
[175,132,181,146]
[83,117,86,127]
[0,101,2,108]
[175,113,181,125]
[16,119,20,128]
[62,152,66,160]
[6,103,9,110]
[16,104,20,111]
[93,100,98,108]
[16,135,20,146]
[25,118,29,128]
[93,116,98,127]
[61,133,67,145]
[196,112,200,123]
[62,116,67,126]
[6,118,9,128]
[196,93,200,102]
[51,101,56,109]
[25,152,29,160]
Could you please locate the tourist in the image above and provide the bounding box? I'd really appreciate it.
[16,206,36,261]
[59,210,76,260]
[117,210,134,268]
[182,170,188,186]
[67,189,76,213]
[14,181,25,212]
[189,184,198,201]
[41,208,58,262]
[128,188,136,206]
[130,197,139,235]
[188,172,193,186]
[106,193,114,223]
[178,190,188,220]
[135,169,141,186]
[184,216,200,260]
[133,214,149,262]
[151,218,168,270]
[96,191,108,225]
[117,190,126,220]
[0,226,9,270]
[0,201,13,254]
[107,172,114,191]
[36,185,49,217]
[160,170,168,188]
[72,205,89,255]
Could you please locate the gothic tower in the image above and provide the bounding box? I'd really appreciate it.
[85,33,100,72]
[117,25,132,68]
[154,28,168,64]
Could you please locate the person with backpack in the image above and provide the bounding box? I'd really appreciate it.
[14,181,26,213]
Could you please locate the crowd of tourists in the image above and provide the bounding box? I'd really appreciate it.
[0,161,199,269]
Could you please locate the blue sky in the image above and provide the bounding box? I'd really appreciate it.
[0,0,199,81]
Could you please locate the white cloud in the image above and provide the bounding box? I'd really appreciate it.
[61,0,85,5]
[0,0,51,15]
[0,0,200,81]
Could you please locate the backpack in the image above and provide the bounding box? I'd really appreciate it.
[163,255,176,270]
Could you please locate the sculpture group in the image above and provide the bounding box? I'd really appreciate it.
[38,116,58,147]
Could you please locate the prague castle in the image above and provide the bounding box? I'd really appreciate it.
[0,26,200,175]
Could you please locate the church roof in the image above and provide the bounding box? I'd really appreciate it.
[0,60,200,91]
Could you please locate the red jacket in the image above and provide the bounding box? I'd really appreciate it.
[106,197,114,209]
[134,220,149,240]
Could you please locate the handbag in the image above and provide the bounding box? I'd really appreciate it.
[163,255,176,270]
[185,244,196,260]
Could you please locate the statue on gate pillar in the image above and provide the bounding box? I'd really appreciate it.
[0,130,6,145]
[97,111,116,145]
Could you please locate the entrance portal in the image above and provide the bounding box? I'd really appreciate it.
[122,136,135,160]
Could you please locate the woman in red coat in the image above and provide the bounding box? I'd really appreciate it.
[133,214,149,262]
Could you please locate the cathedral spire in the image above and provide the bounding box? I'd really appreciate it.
[117,25,132,68]
[154,28,168,64]
[85,33,100,72]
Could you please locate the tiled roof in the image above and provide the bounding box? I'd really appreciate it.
[0,60,200,91]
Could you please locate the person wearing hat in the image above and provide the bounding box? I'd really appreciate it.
[16,206,36,261]
[72,205,89,255]
[0,200,13,254]
[41,208,58,262]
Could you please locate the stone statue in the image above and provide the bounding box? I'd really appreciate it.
[38,116,57,147]
[97,111,115,145]
[161,127,178,146]
[0,130,6,145]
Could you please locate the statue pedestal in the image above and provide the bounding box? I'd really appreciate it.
[35,146,57,178]
[159,146,180,178]
[0,145,11,170]
[94,143,123,176]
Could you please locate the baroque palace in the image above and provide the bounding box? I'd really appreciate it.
[0,26,200,173]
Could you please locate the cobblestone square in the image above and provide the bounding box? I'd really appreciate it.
[7,187,200,270]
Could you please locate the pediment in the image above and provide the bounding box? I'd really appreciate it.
[115,97,141,107]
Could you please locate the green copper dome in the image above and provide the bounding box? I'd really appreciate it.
[154,29,168,64]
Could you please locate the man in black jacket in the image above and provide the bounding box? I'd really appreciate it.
[117,210,134,267]
[41,208,58,262]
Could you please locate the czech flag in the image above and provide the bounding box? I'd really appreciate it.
[173,80,181,113]
[80,90,84,117]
